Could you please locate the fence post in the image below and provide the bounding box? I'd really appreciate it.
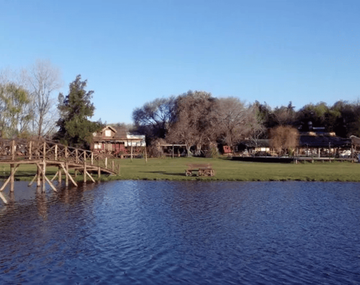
[11,140,15,161]
[43,142,46,192]
[55,144,58,161]
[83,151,86,183]
[10,164,14,192]
[29,141,32,160]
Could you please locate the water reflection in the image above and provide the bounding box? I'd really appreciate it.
[36,187,48,220]
[0,181,360,284]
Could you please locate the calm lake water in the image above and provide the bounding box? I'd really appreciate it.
[0,181,360,284]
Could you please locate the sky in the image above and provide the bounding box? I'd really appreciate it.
[1,0,359,124]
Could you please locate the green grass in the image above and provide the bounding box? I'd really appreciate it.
[107,157,360,182]
[1,157,360,182]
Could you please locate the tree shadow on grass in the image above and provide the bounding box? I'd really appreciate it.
[141,171,185,177]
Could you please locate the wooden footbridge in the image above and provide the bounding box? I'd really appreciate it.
[0,138,119,204]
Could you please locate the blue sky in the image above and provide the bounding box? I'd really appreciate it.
[1,0,359,124]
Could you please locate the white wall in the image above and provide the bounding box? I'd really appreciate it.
[125,134,146,147]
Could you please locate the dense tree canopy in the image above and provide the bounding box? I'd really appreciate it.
[55,75,102,148]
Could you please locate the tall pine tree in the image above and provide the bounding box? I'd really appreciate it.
[55,75,102,148]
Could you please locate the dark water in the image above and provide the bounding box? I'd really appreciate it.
[0,181,360,284]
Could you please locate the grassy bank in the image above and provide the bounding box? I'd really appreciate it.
[1,157,360,182]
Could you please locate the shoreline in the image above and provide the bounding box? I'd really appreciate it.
[1,157,359,183]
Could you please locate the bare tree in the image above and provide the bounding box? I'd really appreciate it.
[215,97,257,151]
[270,125,299,156]
[167,91,217,156]
[132,96,176,142]
[248,103,266,147]
[23,59,62,138]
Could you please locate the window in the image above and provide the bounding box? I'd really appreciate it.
[105,130,111,137]
[94,143,102,149]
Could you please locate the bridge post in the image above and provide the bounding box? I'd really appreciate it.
[10,164,14,192]
[11,140,15,161]
[91,151,93,165]
[65,162,69,187]
[105,157,108,169]
[37,164,41,187]
[42,142,46,192]
[55,144,58,161]
[29,141,32,160]
[83,151,86,183]
[76,149,78,164]
[58,167,62,184]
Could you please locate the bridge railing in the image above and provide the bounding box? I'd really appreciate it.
[0,139,119,173]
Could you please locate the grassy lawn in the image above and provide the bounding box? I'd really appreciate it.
[1,157,359,182]
[112,157,360,182]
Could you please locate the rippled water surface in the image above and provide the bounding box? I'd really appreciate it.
[1,181,360,284]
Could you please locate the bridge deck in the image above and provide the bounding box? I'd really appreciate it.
[0,139,120,204]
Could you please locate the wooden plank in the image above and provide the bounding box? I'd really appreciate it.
[0,176,11,191]
[0,191,7,204]
[60,163,78,187]
[28,174,37,187]
[37,163,41,187]
[55,144,58,161]
[11,140,15,160]
[85,170,95,183]
[83,151,86,183]
[36,163,57,192]
[58,168,62,184]
[50,171,58,182]
[65,162,68,186]
[29,141,32,160]
[10,164,14,192]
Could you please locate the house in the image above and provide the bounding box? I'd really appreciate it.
[91,126,146,156]
[238,131,351,157]
[238,140,271,155]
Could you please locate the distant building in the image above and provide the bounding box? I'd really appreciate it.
[239,128,351,157]
[91,126,145,155]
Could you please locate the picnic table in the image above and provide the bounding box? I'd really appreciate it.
[185,163,215,177]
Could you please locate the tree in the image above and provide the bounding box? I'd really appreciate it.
[270,125,299,156]
[22,59,62,138]
[272,102,296,126]
[132,96,176,142]
[167,91,217,156]
[0,83,33,138]
[215,97,258,151]
[249,102,267,146]
[55,75,102,148]
[330,100,360,137]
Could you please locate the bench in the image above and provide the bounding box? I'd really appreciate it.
[185,163,215,177]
